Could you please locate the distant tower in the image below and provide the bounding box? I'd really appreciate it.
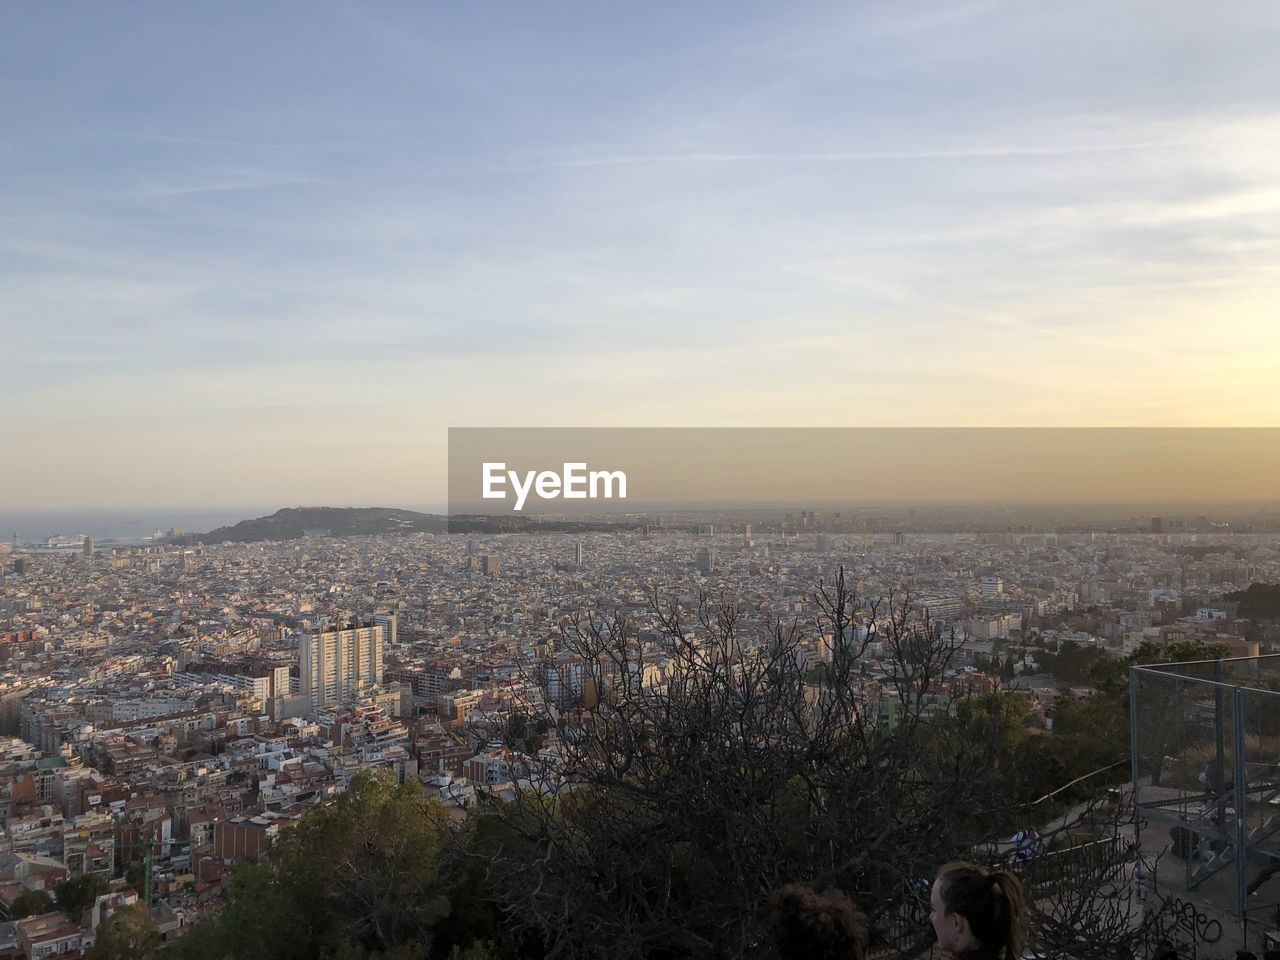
[83,536,94,560]
[1151,517,1164,534]
[694,547,716,575]
[574,540,584,567]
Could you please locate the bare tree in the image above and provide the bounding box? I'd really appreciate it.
[472,569,1153,960]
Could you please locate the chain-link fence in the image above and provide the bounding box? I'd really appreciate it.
[1133,656,1280,918]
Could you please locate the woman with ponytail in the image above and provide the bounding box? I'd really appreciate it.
[930,862,1028,960]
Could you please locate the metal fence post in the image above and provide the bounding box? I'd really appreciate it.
[1131,666,1141,844]
[1235,687,1248,916]
[1216,661,1227,830]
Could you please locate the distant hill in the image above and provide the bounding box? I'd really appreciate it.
[182,506,637,543]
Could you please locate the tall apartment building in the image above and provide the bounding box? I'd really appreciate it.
[465,554,501,576]
[694,546,716,574]
[372,613,398,646]
[297,622,385,711]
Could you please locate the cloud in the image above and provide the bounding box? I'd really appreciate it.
[132,174,328,197]
[114,133,363,152]
[5,3,1280,506]
[501,140,1178,172]
[863,0,1007,38]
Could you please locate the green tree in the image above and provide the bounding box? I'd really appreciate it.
[1037,639,1105,685]
[168,776,454,960]
[1088,640,1229,697]
[952,692,1032,761]
[504,712,527,745]
[9,889,54,919]
[167,862,309,960]
[276,774,451,953]
[504,712,549,755]
[324,944,429,960]
[1225,582,1280,619]
[124,863,146,899]
[56,874,105,920]
[1001,653,1017,680]
[93,902,160,960]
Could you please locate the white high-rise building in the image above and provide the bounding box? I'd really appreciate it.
[297,622,384,711]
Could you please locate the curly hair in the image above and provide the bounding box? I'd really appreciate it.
[768,883,868,960]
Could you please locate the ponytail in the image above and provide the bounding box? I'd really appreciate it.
[985,869,1026,960]
[936,863,1028,960]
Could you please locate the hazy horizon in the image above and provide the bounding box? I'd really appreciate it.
[4,499,1279,544]
[7,499,1280,514]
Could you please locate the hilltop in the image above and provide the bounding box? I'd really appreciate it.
[183,506,636,543]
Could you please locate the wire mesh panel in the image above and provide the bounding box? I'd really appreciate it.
[1133,659,1280,917]
[1221,654,1280,689]
[1144,659,1222,680]
[1134,668,1219,811]
[1238,686,1280,904]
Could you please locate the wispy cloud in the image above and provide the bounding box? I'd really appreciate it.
[503,140,1178,171]
[134,174,328,197]
[866,0,1007,38]
[114,133,364,152]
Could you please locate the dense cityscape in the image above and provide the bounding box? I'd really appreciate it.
[0,510,1278,955]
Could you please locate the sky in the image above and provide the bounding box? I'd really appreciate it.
[3,1,1280,509]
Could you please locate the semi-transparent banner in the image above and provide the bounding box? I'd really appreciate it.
[447,428,1280,518]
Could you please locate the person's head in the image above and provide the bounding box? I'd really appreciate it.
[931,863,1027,960]
[769,883,868,960]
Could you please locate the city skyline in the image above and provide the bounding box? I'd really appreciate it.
[4,2,1280,508]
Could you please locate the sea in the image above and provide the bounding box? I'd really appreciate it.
[0,507,277,545]
[0,504,448,546]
